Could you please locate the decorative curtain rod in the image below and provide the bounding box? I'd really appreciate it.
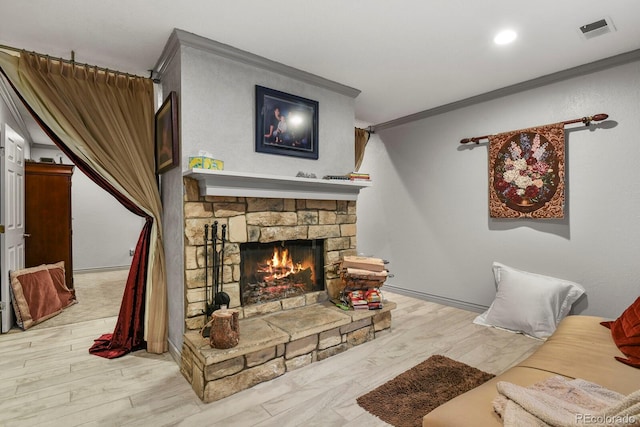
[0,43,148,80]
[460,113,609,144]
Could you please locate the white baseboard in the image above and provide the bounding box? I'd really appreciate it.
[73,265,131,274]
[383,284,488,313]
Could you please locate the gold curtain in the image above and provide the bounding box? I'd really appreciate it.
[0,51,168,353]
[354,127,370,171]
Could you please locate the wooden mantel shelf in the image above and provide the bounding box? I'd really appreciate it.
[183,168,371,201]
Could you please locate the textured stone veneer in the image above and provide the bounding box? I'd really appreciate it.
[183,177,359,331]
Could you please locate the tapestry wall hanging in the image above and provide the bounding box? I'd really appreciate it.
[488,122,565,219]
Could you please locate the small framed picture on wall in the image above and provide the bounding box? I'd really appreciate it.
[155,91,179,174]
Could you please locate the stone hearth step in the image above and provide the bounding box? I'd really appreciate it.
[262,302,353,340]
[181,300,396,402]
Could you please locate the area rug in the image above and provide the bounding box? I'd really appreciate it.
[357,354,495,427]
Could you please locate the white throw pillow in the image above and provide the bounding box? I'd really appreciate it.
[473,262,585,339]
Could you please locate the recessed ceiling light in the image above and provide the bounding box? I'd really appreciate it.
[494,29,517,45]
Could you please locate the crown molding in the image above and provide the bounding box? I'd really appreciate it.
[153,28,361,98]
[152,29,181,82]
[373,48,640,132]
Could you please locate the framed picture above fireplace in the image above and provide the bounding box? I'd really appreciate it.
[255,85,319,160]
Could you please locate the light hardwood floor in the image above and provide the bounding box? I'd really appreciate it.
[0,292,542,427]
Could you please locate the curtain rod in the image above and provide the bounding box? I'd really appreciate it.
[460,113,609,144]
[0,43,149,80]
[356,126,375,134]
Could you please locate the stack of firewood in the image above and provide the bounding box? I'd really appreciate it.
[338,256,388,310]
[340,256,388,289]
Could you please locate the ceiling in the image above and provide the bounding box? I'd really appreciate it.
[2,0,640,145]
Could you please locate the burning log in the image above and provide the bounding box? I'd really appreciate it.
[242,266,314,305]
[243,281,307,305]
[289,267,312,286]
[255,266,313,286]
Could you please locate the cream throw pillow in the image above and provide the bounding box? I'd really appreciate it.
[473,262,585,339]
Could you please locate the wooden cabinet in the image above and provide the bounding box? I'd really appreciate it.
[25,162,74,289]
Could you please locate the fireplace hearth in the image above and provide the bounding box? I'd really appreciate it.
[240,239,324,306]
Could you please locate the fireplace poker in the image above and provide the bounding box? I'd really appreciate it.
[221,225,227,286]
[204,223,210,317]
[210,221,219,315]
[214,224,231,309]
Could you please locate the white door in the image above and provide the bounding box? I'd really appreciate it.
[0,123,25,333]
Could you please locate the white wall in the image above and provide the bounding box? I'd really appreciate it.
[30,146,144,271]
[179,46,355,176]
[357,59,640,319]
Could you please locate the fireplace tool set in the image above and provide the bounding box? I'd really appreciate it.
[204,221,230,318]
[201,222,241,348]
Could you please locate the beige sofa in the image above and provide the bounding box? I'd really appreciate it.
[423,315,640,426]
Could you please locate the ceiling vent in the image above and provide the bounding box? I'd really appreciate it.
[579,17,616,40]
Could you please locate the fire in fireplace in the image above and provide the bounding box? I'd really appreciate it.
[240,239,325,305]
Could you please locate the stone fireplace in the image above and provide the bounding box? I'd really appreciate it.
[182,179,360,325]
[180,173,394,402]
[181,171,379,325]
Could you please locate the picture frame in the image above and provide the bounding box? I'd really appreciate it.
[255,85,319,160]
[155,91,179,174]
